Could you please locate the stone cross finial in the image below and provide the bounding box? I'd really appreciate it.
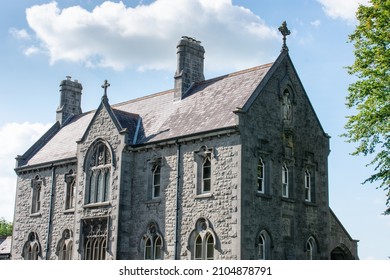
[102,80,110,97]
[278,21,291,51]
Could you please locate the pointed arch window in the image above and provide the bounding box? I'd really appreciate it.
[23,232,40,260]
[65,170,76,210]
[304,169,311,202]
[86,142,111,204]
[202,156,211,193]
[83,219,108,260]
[57,229,73,260]
[306,237,317,260]
[257,230,271,260]
[31,176,42,214]
[142,222,164,260]
[282,163,289,198]
[189,218,217,260]
[152,164,161,199]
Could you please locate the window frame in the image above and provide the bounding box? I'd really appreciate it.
[257,157,265,194]
[31,176,43,215]
[304,169,311,202]
[152,164,161,199]
[282,163,289,198]
[85,142,112,205]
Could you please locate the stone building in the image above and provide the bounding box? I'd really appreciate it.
[11,28,358,260]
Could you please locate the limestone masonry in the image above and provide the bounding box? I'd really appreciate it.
[11,33,358,260]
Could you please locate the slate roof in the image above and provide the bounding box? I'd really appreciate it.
[0,236,12,259]
[19,61,274,168]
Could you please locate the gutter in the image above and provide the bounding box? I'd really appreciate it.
[174,141,181,260]
[46,164,56,259]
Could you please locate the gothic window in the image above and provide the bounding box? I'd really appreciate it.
[65,170,76,210]
[202,156,211,193]
[304,169,312,202]
[86,142,111,204]
[282,163,289,198]
[31,176,42,214]
[189,218,217,260]
[306,236,317,260]
[257,158,265,193]
[83,219,108,260]
[142,222,164,260]
[194,146,214,196]
[257,230,271,260]
[57,229,73,260]
[152,164,161,199]
[23,232,40,260]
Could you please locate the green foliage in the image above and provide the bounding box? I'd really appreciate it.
[0,217,13,236]
[344,0,390,214]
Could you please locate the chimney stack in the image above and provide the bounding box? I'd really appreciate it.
[174,36,205,101]
[56,76,83,125]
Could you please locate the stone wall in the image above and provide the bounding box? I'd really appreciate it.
[239,57,331,259]
[120,134,242,260]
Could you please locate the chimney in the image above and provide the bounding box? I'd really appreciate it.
[174,36,205,101]
[56,76,83,125]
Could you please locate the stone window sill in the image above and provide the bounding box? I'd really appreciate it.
[281,197,295,203]
[83,201,111,208]
[145,198,162,205]
[63,208,75,214]
[194,193,213,199]
[256,192,272,199]
[29,212,41,218]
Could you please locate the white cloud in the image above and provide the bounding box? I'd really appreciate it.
[0,122,52,222]
[23,45,41,56]
[9,28,31,40]
[310,20,321,27]
[25,0,279,72]
[317,0,370,23]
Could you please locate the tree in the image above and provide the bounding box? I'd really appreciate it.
[344,0,390,214]
[0,217,13,236]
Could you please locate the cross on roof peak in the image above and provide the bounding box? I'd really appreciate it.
[278,21,291,52]
[102,80,110,97]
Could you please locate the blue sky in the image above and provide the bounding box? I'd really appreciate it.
[0,0,388,260]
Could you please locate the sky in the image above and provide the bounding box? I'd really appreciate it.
[0,0,388,260]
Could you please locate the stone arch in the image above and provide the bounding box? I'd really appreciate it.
[330,244,355,260]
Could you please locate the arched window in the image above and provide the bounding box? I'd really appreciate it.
[86,142,111,204]
[306,237,317,260]
[83,219,108,260]
[282,163,289,198]
[31,176,42,214]
[23,232,40,260]
[206,233,214,260]
[142,222,164,260]
[257,158,265,193]
[152,164,161,199]
[189,218,217,260]
[65,170,76,210]
[202,156,211,193]
[57,229,73,260]
[304,169,311,202]
[194,234,203,260]
[257,230,271,260]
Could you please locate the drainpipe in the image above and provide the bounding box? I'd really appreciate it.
[46,164,56,259]
[174,141,181,260]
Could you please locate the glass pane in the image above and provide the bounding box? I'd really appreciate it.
[195,235,202,260]
[104,171,110,201]
[89,175,96,203]
[145,239,152,260]
[97,172,104,202]
[206,234,214,260]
